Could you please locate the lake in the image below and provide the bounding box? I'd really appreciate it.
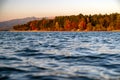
[0,32,120,80]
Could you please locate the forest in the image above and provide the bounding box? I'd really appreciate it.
[13,13,120,31]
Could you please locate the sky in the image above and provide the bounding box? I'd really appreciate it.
[0,0,120,22]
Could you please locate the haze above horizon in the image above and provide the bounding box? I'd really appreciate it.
[0,0,120,22]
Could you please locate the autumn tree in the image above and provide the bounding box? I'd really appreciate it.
[116,14,120,30]
[78,18,86,31]
[55,22,60,31]
[64,19,71,31]
[86,23,93,31]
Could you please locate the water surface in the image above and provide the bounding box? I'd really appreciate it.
[0,32,120,80]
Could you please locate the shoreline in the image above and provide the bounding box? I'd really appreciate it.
[7,30,120,32]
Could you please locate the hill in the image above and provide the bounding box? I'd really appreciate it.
[0,17,41,31]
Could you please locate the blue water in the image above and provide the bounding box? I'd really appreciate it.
[0,32,120,80]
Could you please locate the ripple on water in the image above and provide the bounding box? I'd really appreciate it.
[16,48,39,52]
[0,55,22,61]
[0,32,120,80]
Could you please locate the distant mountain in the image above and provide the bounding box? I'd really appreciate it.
[0,17,41,31]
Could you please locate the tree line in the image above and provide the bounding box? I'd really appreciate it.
[13,13,120,31]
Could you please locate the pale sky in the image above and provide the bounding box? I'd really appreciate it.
[0,0,120,22]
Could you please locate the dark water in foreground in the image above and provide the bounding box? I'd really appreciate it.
[0,32,120,80]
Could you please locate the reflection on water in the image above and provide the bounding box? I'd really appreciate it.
[0,32,120,80]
